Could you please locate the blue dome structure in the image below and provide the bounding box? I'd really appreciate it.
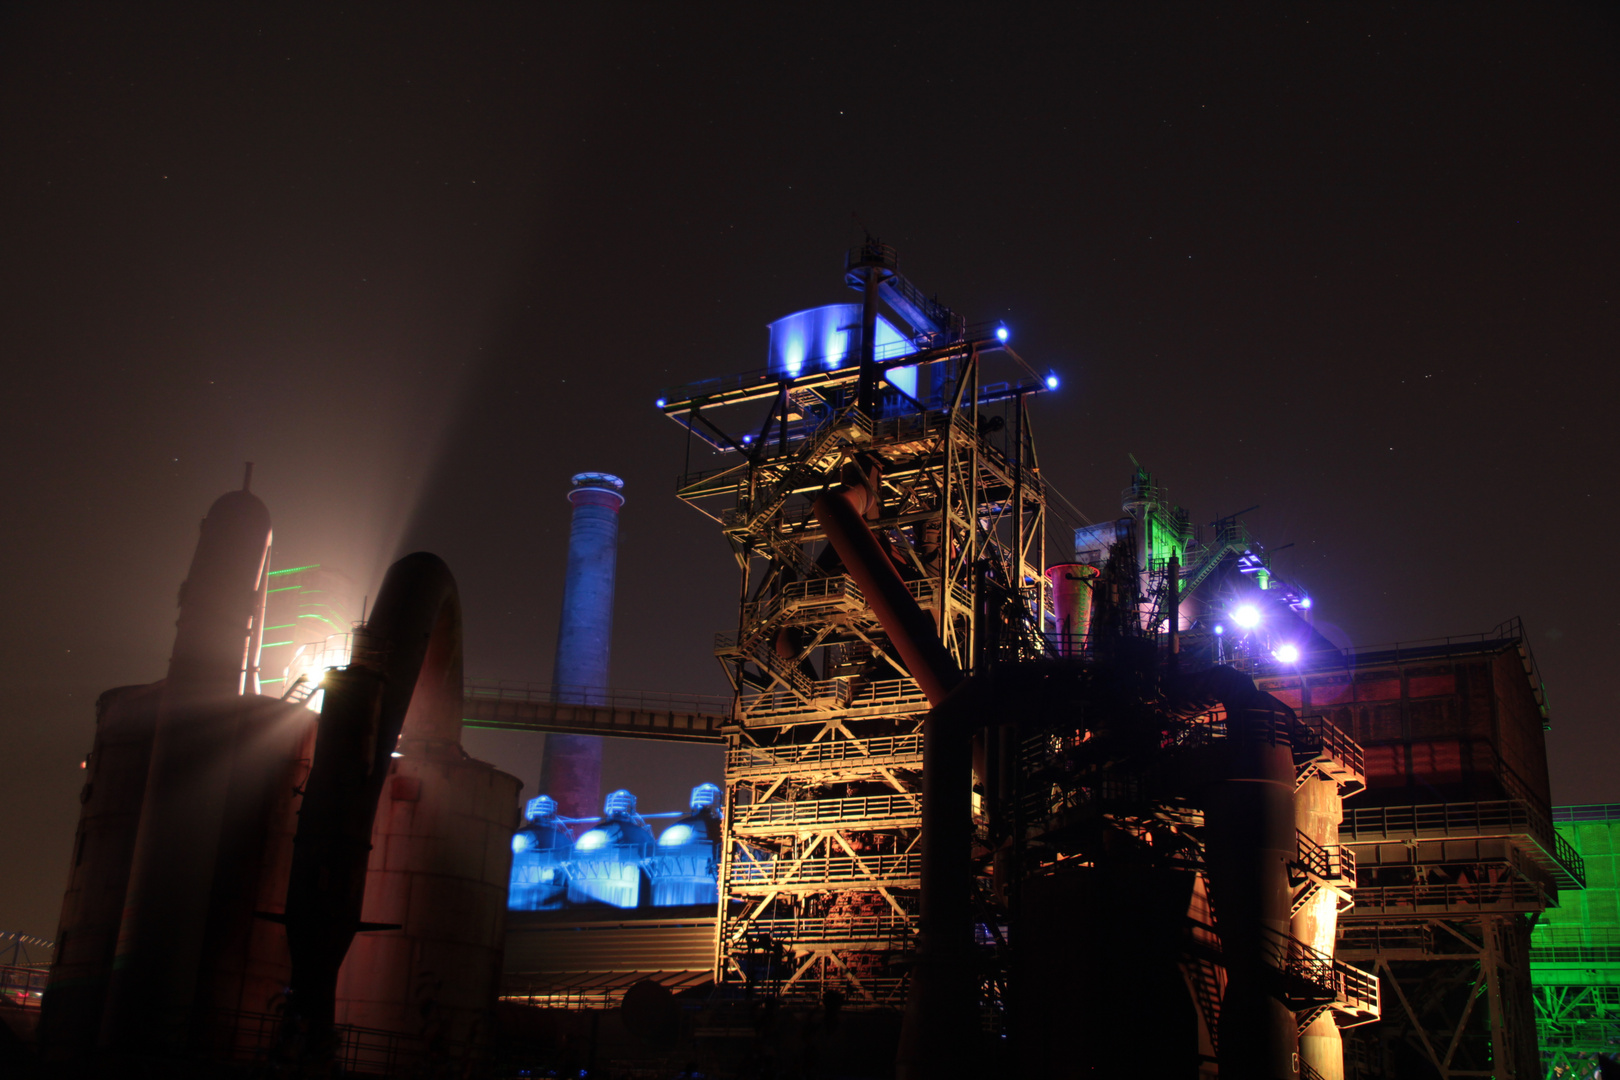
[566,789,655,909]
[647,784,724,907]
[508,795,575,911]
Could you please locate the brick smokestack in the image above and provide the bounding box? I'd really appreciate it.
[540,472,624,819]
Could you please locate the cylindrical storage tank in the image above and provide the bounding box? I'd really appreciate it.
[1045,563,1098,658]
[542,473,624,821]
[1294,774,1347,1080]
[566,790,654,909]
[508,795,574,912]
[37,681,162,1058]
[1014,865,1204,1077]
[1203,708,1300,1079]
[645,783,722,907]
[100,485,273,1053]
[334,752,521,1061]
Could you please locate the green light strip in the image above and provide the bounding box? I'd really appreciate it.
[262,640,293,648]
[267,564,320,577]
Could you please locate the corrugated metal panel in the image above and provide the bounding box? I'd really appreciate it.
[504,916,716,975]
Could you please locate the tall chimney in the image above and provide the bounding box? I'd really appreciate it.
[540,472,624,819]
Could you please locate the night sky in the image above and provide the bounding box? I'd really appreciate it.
[2,5,1614,940]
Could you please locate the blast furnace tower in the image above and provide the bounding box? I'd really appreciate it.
[662,241,1045,1011]
[659,246,1385,1078]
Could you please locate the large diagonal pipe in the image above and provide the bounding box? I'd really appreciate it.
[811,480,962,705]
[280,551,464,1049]
[812,479,974,1077]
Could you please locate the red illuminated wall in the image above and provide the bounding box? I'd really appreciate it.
[1256,646,1550,810]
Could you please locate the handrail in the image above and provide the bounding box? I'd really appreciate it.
[730,852,922,888]
[1270,929,1380,1017]
[731,793,922,831]
[728,914,913,945]
[1349,880,1551,913]
[727,733,924,772]
[463,680,731,717]
[1295,830,1355,886]
[1291,715,1366,783]
[1340,799,1585,887]
[737,677,930,724]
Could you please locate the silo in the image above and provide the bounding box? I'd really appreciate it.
[99,481,274,1053]
[37,681,162,1055]
[540,472,624,820]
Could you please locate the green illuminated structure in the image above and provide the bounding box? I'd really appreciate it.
[1534,805,1620,1074]
[255,563,358,694]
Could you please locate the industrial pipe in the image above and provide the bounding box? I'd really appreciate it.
[898,679,985,1079]
[811,480,963,706]
[280,551,464,1046]
[810,471,981,1076]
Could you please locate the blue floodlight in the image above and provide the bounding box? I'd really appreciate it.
[574,828,610,853]
[742,434,753,443]
[1273,643,1301,664]
[655,398,666,408]
[1300,597,1312,609]
[1231,604,1261,629]
[996,326,1010,343]
[511,833,532,854]
[1045,374,1059,390]
[1213,625,1224,635]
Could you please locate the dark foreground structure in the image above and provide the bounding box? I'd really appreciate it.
[21,246,1577,1078]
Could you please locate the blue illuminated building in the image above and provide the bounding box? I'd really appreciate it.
[766,304,914,378]
[564,789,656,909]
[646,784,724,907]
[508,795,573,911]
[507,784,726,912]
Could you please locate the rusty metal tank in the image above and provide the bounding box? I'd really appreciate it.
[36,681,162,1055]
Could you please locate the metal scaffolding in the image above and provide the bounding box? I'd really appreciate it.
[1268,637,1587,1079]
[660,241,1051,1007]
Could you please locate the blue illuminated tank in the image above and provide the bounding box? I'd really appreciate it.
[766,305,916,379]
[646,783,723,907]
[565,789,655,909]
[508,795,574,911]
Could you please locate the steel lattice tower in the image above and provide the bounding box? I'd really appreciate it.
[660,242,1050,1008]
